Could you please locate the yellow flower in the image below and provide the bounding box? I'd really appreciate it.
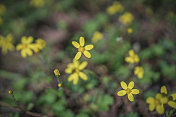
[0,4,6,15]
[106,1,124,15]
[72,37,94,60]
[146,93,165,114]
[58,83,62,87]
[134,66,144,79]
[32,38,46,53]
[125,50,140,64]
[30,0,44,7]
[119,12,134,25]
[0,34,15,54]
[54,69,60,77]
[16,36,36,58]
[65,60,88,85]
[8,90,13,94]
[91,32,103,43]
[160,86,176,109]
[127,28,133,34]
[117,81,140,102]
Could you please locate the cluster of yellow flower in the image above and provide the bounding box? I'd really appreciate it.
[125,50,144,79]
[0,4,6,25]
[53,36,94,87]
[0,34,46,57]
[146,86,176,114]
[30,0,45,7]
[16,36,46,58]
[66,37,93,85]
[117,50,144,101]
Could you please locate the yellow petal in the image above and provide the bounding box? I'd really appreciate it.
[146,97,154,104]
[128,93,134,102]
[21,50,26,58]
[21,36,27,43]
[168,101,176,109]
[73,74,79,85]
[79,37,85,46]
[74,52,82,60]
[160,86,167,95]
[79,72,88,80]
[68,75,74,81]
[171,93,176,100]
[131,89,140,94]
[156,93,162,99]
[27,36,33,44]
[72,41,80,48]
[26,49,33,56]
[156,105,164,114]
[85,45,94,50]
[83,51,91,58]
[149,104,155,111]
[65,68,72,74]
[121,81,127,89]
[128,81,134,89]
[117,90,126,96]
[73,60,80,67]
[16,44,22,50]
[129,50,134,56]
[79,61,88,70]
[160,96,168,104]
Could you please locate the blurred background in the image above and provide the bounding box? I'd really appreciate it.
[0,0,176,117]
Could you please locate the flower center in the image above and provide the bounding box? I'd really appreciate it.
[125,88,132,94]
[22,44,27,49]
[78,46,85,52]
[74,68,80,74]
[155,99,160,105]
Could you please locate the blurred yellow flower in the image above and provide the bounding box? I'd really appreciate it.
[117,81,139,102]
[16,36,36,58]
[54,69,60,77]
[8,90,13,94]
[106,1,124,15]
[72,36,94,60]
[119,12,134,25]
[134,66,144,79]
[30,0,44,7]
[0,34,15,54]
[146,93,164,114]
[91,32,103,43]
[65,60,88,85]
[0,4,6,15]
[32,38,46,53]
[125,50,139,64]
[127,28,133,34]
[58,83,62,87]
[160,86,176,109]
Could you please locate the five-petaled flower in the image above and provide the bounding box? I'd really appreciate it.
[134,66,144,79]
[106,1,124,15]
[117,81,140,101]
[72,36,94,60]
[16,36,35,58]
[125,50,139,64]
[119,12,134,25]
[146,93,165,114]
[0,34,15,54]
[65,60,88,85]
